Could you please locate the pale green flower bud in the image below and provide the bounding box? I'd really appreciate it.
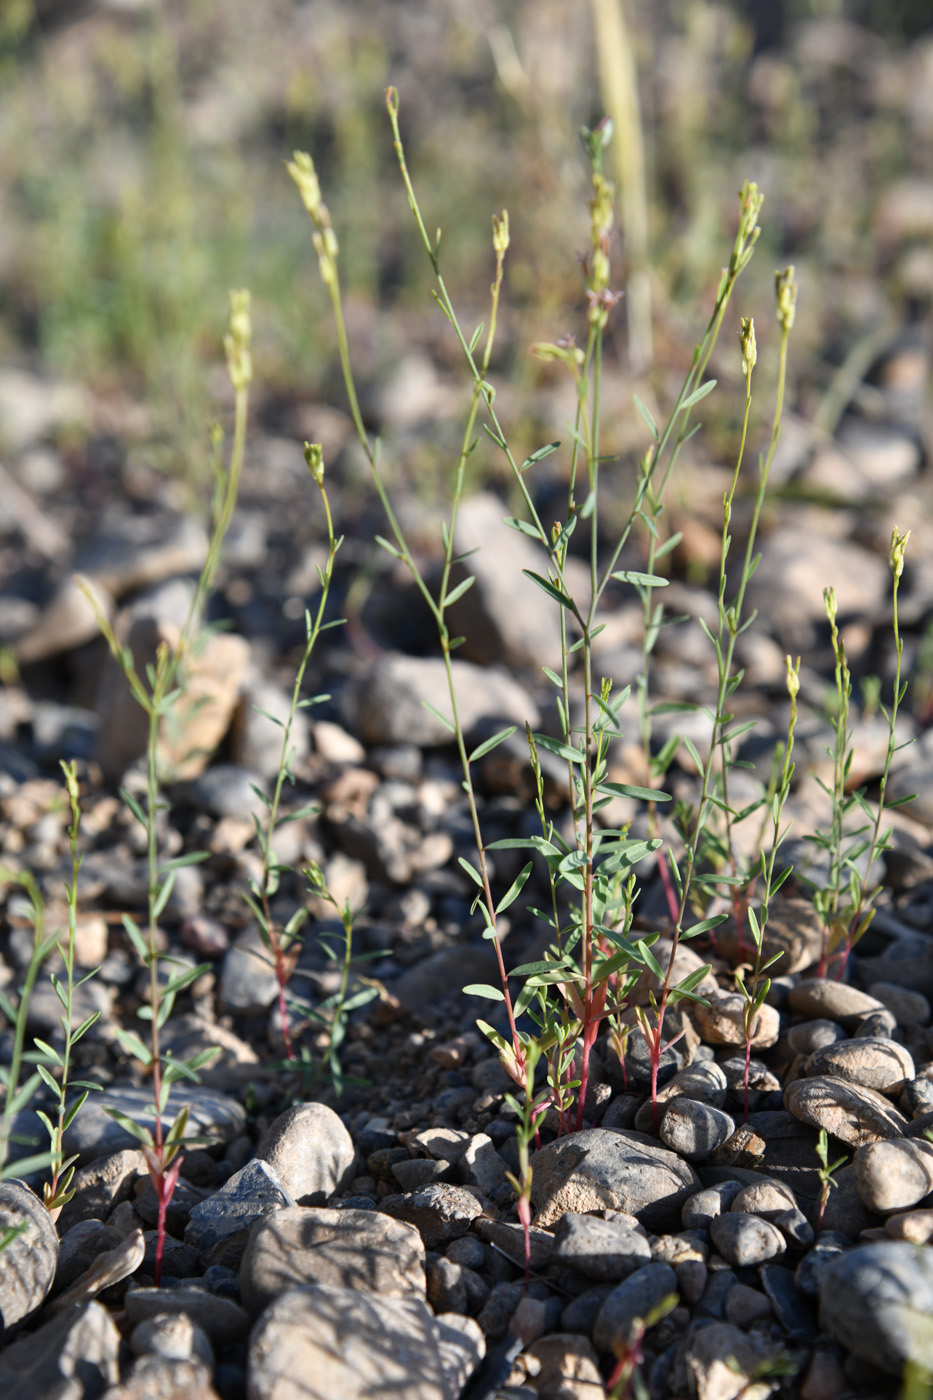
[224,289,252,392]
[890,526,910,579]
[492,211,510,257]
[286,151,323,218]
[304,443,324,485]
[740,317,757,377]
[775,266,797,332]
[785,654,800,700]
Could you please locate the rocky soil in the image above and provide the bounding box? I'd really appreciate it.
[3,3,933,1400]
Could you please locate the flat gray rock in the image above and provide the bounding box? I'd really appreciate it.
[246,1284,484,1400]
[854,1138,933,1214]
[820,1241,933,1376]
[254,1102,356,1205]
[530,1128,700,1232]
[185,1160,297,1270]
[343,653,539,747]
[659,1099,735,1161]
[124,1285,250,1350]
[550,1211,652,1282]
[592,1262,677,1354]
[0,1179,59,1335]
[788,978,886,1027]
[804,1037,915,1096]
[448,491,564,670]
[784,1075,908,1147]
[239,1207,426,1320]
[63,1083,246,1165]
[0,1300,120,1398]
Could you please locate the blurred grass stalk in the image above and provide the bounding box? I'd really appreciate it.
[591,0,652,371]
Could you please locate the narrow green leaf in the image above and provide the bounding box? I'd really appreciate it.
[634,394,660,441]
[533,733,584,764]
[503,516,542,540]
[374,534,403,561]
[522,571,575,609]
[463,984,505,1001]
[496,862,533,915]
[611,570,670,588]
[469,726,517,762]
[62,1091,89,1131]
[152,871,177,920]
[458,857,484,889]
[597,782,671,803]
[102,1107,154,1146]
[680,379,717,410]
[444,575,476,608]
[122,915,149,963]
[682,915,727,939]
[113,1027,152,1065]
[420,700,455,733]
[160,851,210,872]
[519,441,560,472]
[654,532,684,560]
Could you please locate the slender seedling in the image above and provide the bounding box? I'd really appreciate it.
[76,290,253,1283]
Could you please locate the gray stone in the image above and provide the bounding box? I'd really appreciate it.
[473,1217,554,1271]
[382,1183,484,1250]
[759,1263,817,1338]
[0,1179,59,1334]
[659,1099,736,1161]
[343,653,539,748]
[784,1075,908,1146]
[63,1084,246,1166]
[786,1019,846,1056]
[239,1207,426,1320]
[106,1354,217,1398]
[795,1233,850,1298]
[53,1218,118,1297]
[234,679,310,780]
[447,491,564,671]
[692,989,780,1048]
[426,1257,467,1315]
[592,1262,677,1353]
[788,978,887,1028]
[0,1300,120,1398]
[804,1037,915,1097]
[745,522,888,650]
[219,925,281,1014]
[530,1128,700,1233]
[254,1102,355,1205]
[246,1283,484,1400]
[715,898,824,976]
[459,1133,509,1196]
[130,1311,214,1365]
[550,1211,652,1282]
[187,763,268,820]
[123,1285,249,1349]
[709,1212,787,1268]
[185,1160,297,1270]
[854,1138,933,1214]
[655,1059,728,1110]
[523,1333,604,1399]
[819,1240,933,1377]
[682,1181,743,1230]
[681,1321,781,1400]
[561,1284,615,1336]
[392,946,499,1018]
[869,982,931,1027]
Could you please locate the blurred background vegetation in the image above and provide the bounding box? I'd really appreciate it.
[0,0,930,487]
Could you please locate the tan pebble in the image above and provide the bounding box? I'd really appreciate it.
[884,1209,933,1243]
